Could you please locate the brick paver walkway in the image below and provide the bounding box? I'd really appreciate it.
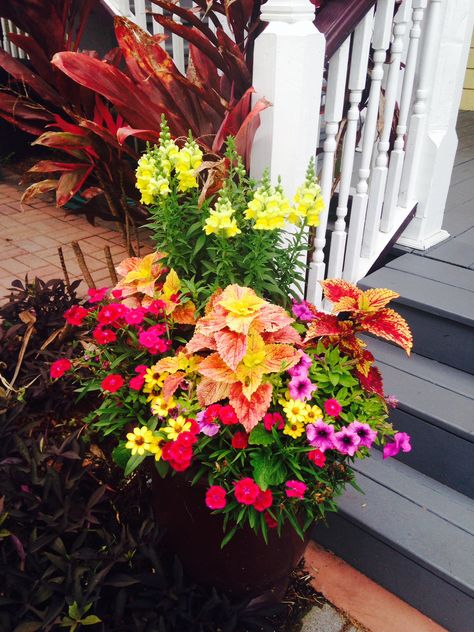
[0,170,141,301]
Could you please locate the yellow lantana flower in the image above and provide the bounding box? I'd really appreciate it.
[125,426,153,456]
[283,420,305,439]
[162,415,192,440]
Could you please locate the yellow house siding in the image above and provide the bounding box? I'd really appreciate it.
[461,31,474,110]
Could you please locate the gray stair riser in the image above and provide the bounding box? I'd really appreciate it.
[383,409,474,499]
[312,516,474,632]
[393,303,474,374]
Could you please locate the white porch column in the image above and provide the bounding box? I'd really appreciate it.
[250,0,325,197]
[398,0,474,250]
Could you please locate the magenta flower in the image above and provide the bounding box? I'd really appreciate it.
[288,352,312,378]
[285,480,307,498]
[324,398,342,417]
[385,394,399,409]
[125,307,146,326]
[383,432,412,459]
[348,421,377,448]
[292,300,314,321]
[289,376,317,401]
[87,287,108,303]
[306,420,335,452]
[333,428,361,456]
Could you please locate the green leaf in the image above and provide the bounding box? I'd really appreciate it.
[193,233,206,257]
[124,453,146,476]
[248,424,274,446]
[220,525,238,548]
[154,459,170,479]
[250,452,286,491]
[80,615,102,625]
[112,443,130,469]
[68,602,81,621]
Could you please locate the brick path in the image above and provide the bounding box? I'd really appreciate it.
[0,170,140,301]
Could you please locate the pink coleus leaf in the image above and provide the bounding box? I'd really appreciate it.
[229,382,273,432]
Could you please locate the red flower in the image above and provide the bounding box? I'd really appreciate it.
[186,418,200,435]
[138,326,169,354]
[324,398,342,417]
[285,480,307,499]
[50,358,72,379]
[163,440,193,464]
[175,431,198,448]
[234,478,260,505]
[219,404,239,425]
[97,303,127,325]
[135,365,148,375]
[204,404,223,422]
[111,289,123,299]
[308,449,326,467]
[147,299,166,315]
[206,485,227,510]
[263,412,284,431]
[64,305,88,326]
[101,374,124,393]
[253,489,273,512]
[264,512,278,529]
[231,431,249,449]
[93,327,117,344]
[129,375,145,391]
[87,287,108,303]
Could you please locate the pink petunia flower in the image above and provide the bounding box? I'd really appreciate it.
[285,480,307,499]
[383,432,412,459]
[324,398,342,417]
[385,394,399,409]
[348,421,377,448]
[306,420,335,452]
[333,428,361,456]
[289,376,317,401]
[292,300,315,321]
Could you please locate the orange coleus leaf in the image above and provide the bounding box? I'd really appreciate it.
[115,252,166,297]
[321,279,361,310]
[262,344,301,373]
[173,300,197,325]
[186,331,217,354]
[162,371,186,400]
[218,285,266,334]
[304,312,350,342]
[195,305,228,336]
[360,308,413,354]
[197,376,230,406]
[229,382,273,432]
[358,288,399,312]
[198,353,236,382]
[256,303,294,333]
[215,329,247,371]
[262,325,302,346]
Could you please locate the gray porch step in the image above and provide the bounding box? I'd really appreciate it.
[365,337,474,498]
[359,254,474,373]
[312,452,474,632]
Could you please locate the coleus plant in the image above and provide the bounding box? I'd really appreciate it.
[50,258,413,544]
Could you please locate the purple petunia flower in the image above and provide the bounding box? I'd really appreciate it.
[288,352,313,378]
[383,432,412,459]
[292,300,315,322]
[306,420,335,452]
[196,410,219,437]
[348,421,377,448]
[333,428,361,456]
[289,376,317,401]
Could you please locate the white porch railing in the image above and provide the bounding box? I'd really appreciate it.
[252,0,474,307]
[0,18,27,58]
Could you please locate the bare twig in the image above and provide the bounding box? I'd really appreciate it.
[72,241,95,289]
[104,246,118,285]
[57,246,72,292]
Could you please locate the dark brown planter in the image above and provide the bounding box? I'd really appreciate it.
[151,470,308,606]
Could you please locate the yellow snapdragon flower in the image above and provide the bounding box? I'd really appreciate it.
[204,198,241,238]
[244,187,290,230]
[291,182,324,227]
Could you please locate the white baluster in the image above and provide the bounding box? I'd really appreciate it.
[151,0,164,35]
[381,0,426,232]
[326,10,374,283]
[307,37,350,306]
[117,0,132,15]
[1,18,11,54]
[251,0,325,198]
[361,0,412,257]
[7,21,18,58]
[171,16,185,74]
[134,0,148,30]
[343,0,395,283]
[399,0,443,209]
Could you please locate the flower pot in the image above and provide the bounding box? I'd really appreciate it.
[151,470,307,606]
